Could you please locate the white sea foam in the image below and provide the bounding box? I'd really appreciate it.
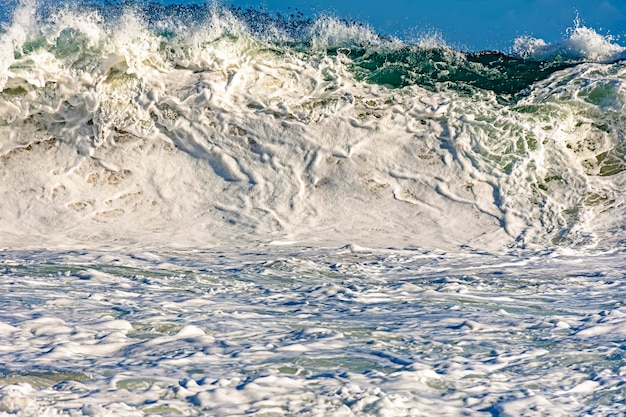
[0,248,625,416]
[0,1,625,252]
[1,3,626,414]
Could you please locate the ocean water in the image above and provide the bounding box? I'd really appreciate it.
[1,1,626,416]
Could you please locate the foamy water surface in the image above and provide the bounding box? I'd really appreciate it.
[2,247,626,416]
[1,1,626,415]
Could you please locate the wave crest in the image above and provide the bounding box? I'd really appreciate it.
[514,19,626,63]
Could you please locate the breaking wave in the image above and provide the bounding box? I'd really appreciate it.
[1,1,625,251]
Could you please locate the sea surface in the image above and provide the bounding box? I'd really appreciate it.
[1,1,626,415]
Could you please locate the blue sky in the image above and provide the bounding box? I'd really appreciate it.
[221,0,626,51]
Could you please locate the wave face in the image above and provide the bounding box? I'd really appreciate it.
[1,1,625,250]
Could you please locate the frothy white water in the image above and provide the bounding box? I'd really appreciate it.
[1,1,625,251]
[1,247,626,416]
[1,3,626,416]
